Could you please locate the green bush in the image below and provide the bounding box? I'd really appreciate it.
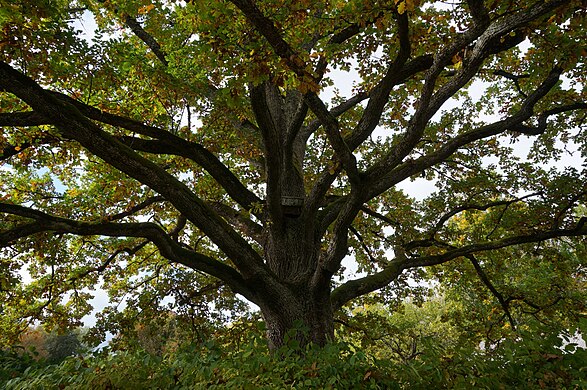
[3,340,399,389]
[0,347,42,385]
[4,326,586,389]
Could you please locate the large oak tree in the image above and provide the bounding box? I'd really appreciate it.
[1,0,586,349]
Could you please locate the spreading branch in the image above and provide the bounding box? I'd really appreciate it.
[0,61,265,280]
[365,0,569,185]
[332,217,587,310]
[431,192,542,235]
[366,65,566,198]
[467,254,517,330]
[0,94,261,212]
[0,202,257,301]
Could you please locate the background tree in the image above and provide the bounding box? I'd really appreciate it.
[1,0,586,350]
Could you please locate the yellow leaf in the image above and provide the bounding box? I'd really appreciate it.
[452,53,462,69]
[138,4,156,14]
[397,1,406,14]
[14,146,21,151]
[67,188,80,197]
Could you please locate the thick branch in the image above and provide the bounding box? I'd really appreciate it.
[0,202,257,301]
[365,66,564,198]
[0,62,265,280]
[0,111,49,127]
[304,93,361,186]
[209,201,264,245]
[0,97,262,213]
[307,11,417,280]
[228,0,308,77]
[365,0,568,184]
[250,82,286,224]
[332,217,587,310]
[346,11,411,150]
[331,258,404,311]
[117,136,262,211]
[305,55,434,219]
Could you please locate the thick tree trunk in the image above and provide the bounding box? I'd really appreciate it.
[260,288,334,350]
[256,205,336,349]
[249,80,335,349]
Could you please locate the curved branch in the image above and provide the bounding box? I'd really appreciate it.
[431,192,542,234]
[117,135,262,211]
[71,239,150,282]
[467,254,516,330]
[512,102,587,136]
[407,218,587,268]
[0,109,261,212]
[0,113,60,160]
[304,55,434,219]
[105,195,166,222]
[304,93,361,186]
[0,202,258,302]
[331,258,404,311]
[349,225,377,264]
[0,62,265,280]
[229,0,308,78]
[365,65,565,198]
[345,10,411,150]
[332,217,587,311]
[364,0,568,184]
[49,92,261,211]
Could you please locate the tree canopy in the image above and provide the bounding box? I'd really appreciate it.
[1,0,586,352]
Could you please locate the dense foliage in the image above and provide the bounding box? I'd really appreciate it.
[1,0,586,385]
[2,313,586,389]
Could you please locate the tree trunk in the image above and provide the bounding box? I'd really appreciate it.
[255,204,336,349]
[249,80,335,349]
[259,288,334,350]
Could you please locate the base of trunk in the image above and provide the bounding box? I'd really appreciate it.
[262,300,334,350]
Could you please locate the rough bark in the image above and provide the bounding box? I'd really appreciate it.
[259,279,334,350]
